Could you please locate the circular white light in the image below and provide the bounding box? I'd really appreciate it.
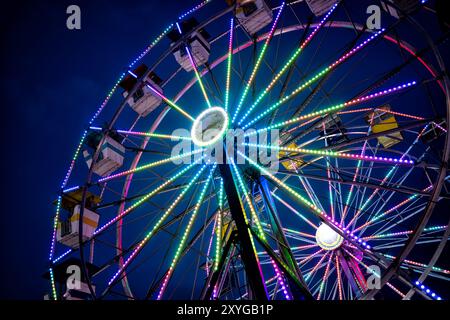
[315,223,343,251]
[191,107,229,147]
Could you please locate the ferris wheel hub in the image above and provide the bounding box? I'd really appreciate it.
[191,106,229,147]
[315,223,343,251]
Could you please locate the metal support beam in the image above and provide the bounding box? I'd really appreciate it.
[218,163,268,300]
[258,177,310,299]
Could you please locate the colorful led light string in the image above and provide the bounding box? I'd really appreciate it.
[362,225,446,241]
[316,253,333,300]
[271,193,318,229]
[335,255,343,300]
[214,178,224,271]
[48,0,215,299]
[300,249,324,266]
[185,46,213,109]
[242,28,386,129]
[63,149,203,192]
[244,143,415,165]
[98,149,202,184]
[224,18,234,112]
[107,164,208,286]
[237,3,338,126]
[304,251,330,282]
[95,157,204,236]
[90,126,192,141]
[270,258,291,300]
[231,1,285,123]
[244,81,417,136]
[49,268,57,300]
[382,254,450,275]
[157,164,217,300]
[52,249,72,264]
[386,282,406,298]
[414,281,443,300]
[230,159,266,240]
[145,83,195,121]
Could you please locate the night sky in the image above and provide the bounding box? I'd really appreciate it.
[0,0,448,300]
[0,0,186,299]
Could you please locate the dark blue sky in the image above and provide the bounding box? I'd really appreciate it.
[0,0,187,299]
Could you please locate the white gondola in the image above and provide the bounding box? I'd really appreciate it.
[305,0,338,17]
[83,135,125,177]
[122,78,162,117]
[235,0,273,36]
[120,65,163,117]
[57,204,100,249]
[172,31,210,72]
[63,282,95,300]
[381,0,420,19]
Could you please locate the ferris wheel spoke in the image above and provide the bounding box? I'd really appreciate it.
[381,253,450,279]
[94,149,203,184]
[89,127,192,141]
[299,249,324,266]
[369,204,428,242]
[344,156,425,229]
[271,193,318,229]
[278,158,430,198]
[316,252,333,300]
[224,18,234,112]
[242,28,387,129]
[279,226,316,240]
[291,243,319,250]
[363,225,446,242]
[355,185,433,234]
[185,45,213,109]
[245,80,418,136]
[145,82,195,121]
[304,251,329,283]
[237,3,338,126]
[245,143,415,166]
[231,2,285,123]
[94,157,204,236]
[349,142,432,233]
[106,164,209,287]
[157,164,217,299]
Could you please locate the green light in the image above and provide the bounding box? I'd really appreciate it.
[231,2,285,123]
[230,160,266,240]
[158,164,217,298]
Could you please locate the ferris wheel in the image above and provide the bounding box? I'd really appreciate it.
[47,0,450,300]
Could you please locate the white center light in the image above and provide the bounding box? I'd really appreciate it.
[191,107,229,147]
[315,223,343,251]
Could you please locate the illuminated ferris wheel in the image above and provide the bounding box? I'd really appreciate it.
[47,0,450,300]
